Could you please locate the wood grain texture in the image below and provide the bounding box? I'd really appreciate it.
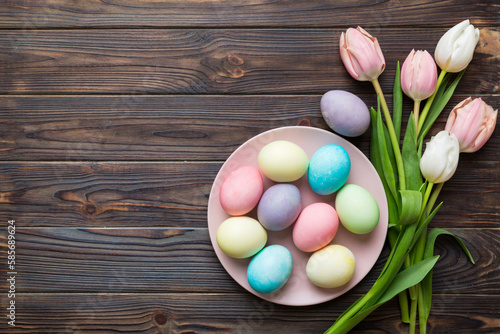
[0,227,495,294]
[0,162,498,228]
[0,0,498,28]
[7,293,500,333]
[1,28,498,94]
[0,162,218,227]
[0,1,498,332]
[1,95,499,161]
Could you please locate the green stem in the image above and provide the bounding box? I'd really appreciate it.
[409,297,418,334]
[398,290,410,323]
[404,255,417,300]
[390,228,410,323]
[371,78,406,191]
[427,182,444,215]
[413,182,433,263]
[417,70,447,136]
[418,182,434,225]
[418,284,427,334]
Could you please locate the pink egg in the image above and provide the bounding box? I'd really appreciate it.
[292,203,339,252]
[219,166,264,216]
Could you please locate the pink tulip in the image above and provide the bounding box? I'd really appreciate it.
[401,49,437,101]
[445,97,498,153]
[339,27,386,81]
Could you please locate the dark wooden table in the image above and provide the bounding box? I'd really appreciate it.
[1,1,498,333]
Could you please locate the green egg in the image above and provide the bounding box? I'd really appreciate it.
[335,184,379,234]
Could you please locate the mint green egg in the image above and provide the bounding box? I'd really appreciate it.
[335,184,379,234]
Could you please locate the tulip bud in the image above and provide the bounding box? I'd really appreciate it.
[445,97,498,153]
[434,20,480,73]
[339,27,386,81]
[420,131,460,183]
[401,49,437,101]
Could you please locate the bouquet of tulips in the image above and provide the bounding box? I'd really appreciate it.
[325,20,498,334]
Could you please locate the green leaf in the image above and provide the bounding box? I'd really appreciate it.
[326,256,439,334]
[376,108,398,205]
[393,61,403,142]
[411,202,443,250]
[376,256,439,306]
[423,228,475,265]
[375,96,398,191]
[418,70,465,146]
[370,108,399,226]
[397,190,422,225]
[420,228,475,323]
[401,112,423,191]
[383,120,399,186]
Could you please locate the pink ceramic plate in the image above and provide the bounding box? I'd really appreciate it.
[207,126,388,306]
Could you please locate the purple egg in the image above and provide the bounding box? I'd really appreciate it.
[320,90,370,137]
[257,184,302,231]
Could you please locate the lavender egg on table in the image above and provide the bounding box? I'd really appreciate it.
[308,144,351,195]
[257,184,302,231]
[320,90,370,137]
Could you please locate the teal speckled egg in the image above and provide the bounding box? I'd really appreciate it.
[308,144,351,195]
[247,245,293,294]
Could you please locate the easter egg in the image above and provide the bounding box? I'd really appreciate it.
[219,165,263,216]
[335,184,380,234]
[306,244,356,288]
[216,217,267,258]
[258,140,309,182]
[308,144,351,195]
[320,90,370,137]
[292,203,339,253]
[257,184,302,231]
[247,245,293,294]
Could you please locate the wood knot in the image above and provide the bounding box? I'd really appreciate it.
[227,54,244,66]
[84,204,97,215]
[154,312,167,325]
[201,54,246,80]
[296,119,311,127]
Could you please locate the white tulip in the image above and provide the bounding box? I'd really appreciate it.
[434,20,480,73]
[420,131,460,183]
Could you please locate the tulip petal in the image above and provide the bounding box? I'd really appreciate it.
[434,20,480,72]
[401,50,437,101]
[446,97,497,152]
[339,27,385,81]
[420,131,459,183]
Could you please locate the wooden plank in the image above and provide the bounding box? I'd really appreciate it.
[1,95,499,161]
[7,293,500,333]
[1,28,498,94]
[0,0,497,28]
[0,95,328,161]
[0,227,495,294]
[0,162,498,228]
[0,162,219,227]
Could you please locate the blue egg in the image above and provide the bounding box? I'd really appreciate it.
[308,144,351,195]
[247,245,293,294]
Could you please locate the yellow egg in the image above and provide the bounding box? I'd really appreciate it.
[258,140,309,182]
[306,245,356,288]
[216,217,267,259]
